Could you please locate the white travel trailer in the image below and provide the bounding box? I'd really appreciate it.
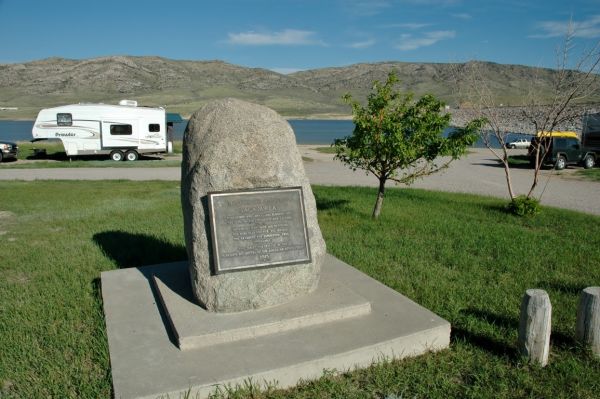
[32,100,171,161]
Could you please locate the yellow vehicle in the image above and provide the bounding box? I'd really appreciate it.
[535,131,578,139]
[529,132,596,170]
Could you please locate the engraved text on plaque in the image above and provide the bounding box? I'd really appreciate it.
[208,187,311,274]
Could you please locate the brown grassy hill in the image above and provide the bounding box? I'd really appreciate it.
[0,56,597,119]
[290,61,569,106]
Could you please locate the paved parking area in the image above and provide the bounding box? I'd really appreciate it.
[300,147,600,216]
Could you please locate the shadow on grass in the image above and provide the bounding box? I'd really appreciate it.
[314,195,350,211]
[551,330,578,350]
[452,328,518,359]
[26,151,165,162]
[462,308,518,329]
[93,231,186,269]
[454,308,519,359]
[458,307,578,355]
[537,280,588,295]
[26,151,69,161]
[482,203,512,216]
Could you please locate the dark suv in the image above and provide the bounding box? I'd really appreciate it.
[528,136,595,170]
[0,141,18,162]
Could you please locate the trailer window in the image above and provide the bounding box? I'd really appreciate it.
[149,124,160,132]
[57,113,72,126]
[110,124,132,135]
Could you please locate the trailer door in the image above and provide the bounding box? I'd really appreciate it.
[101,119,139,149]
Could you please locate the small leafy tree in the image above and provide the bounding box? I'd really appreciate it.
[334,72,483,218]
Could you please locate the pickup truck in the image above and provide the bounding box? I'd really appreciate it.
[0,141,18,162]
[506,138,531,149]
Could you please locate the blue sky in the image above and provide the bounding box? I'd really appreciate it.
[1,0,599,72]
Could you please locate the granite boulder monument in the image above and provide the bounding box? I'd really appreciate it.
[181,97,326,312]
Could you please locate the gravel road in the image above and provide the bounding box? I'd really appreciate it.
[1,147,599,215]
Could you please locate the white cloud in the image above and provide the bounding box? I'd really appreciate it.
[531,15,600,39]
[395,30,456,50]
[227,29,322,46]
[451,13,471,19]
[348,39,376,48]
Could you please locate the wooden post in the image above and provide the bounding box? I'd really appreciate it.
[518,289,551,366]
[576,287,600,356]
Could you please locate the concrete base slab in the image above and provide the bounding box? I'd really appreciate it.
[102,254,450,399]
[153,266,372,350]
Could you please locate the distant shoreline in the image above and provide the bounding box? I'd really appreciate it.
[0,114,354,122]
[450,104,599,134]
[3,104,599,134]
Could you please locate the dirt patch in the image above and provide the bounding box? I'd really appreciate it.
[5,270,30,284]
[0,211,15,219]
[0,211,16,239]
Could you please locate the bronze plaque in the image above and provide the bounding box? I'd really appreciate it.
[208,187,311,274]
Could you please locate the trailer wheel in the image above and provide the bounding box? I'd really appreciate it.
[125,150,139,162]
[0,152,3,163]
[583,154,595,169]
[110,150,124,162]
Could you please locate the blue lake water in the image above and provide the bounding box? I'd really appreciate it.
[0,119,353,144]
[0,119,507,147]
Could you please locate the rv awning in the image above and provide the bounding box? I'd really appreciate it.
[167,113,184,123]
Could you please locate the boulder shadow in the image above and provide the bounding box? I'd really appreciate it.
[94,231,187,347]
[93,231,187,269]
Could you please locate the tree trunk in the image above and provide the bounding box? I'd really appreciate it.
[501,156,516,200]
[528,146,543,198]
[372,177,386,218]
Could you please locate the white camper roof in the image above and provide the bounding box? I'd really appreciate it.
[35,101,165,122]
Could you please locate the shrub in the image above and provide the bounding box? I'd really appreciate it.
[507,195,541,217]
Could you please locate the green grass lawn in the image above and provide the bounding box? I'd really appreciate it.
[0,182,599,398]
[507,155,531,167]
[577,168,600,182]
[1,159,182,169]
[315,146,337,154]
